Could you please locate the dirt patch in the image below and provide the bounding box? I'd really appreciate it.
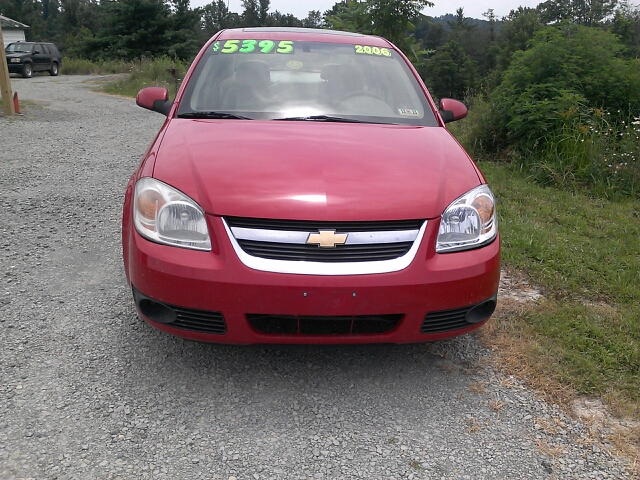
[489,269,639,476]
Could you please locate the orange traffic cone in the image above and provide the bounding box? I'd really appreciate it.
[13,92,20,114]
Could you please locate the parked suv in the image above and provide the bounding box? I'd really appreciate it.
[4,41,62,78]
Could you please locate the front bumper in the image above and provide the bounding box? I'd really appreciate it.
[124,215,500,344]
[7,62,24,73]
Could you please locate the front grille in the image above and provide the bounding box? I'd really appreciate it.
[225,216,423,264]
[237,240,413,262]
[421,306,473,334]
[247,314,403,335]
[172,307,227,334]
[225,217,424,232]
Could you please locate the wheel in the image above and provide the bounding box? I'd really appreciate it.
[22,63,33,78]
[49,62,59,76]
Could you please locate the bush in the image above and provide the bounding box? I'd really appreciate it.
[461,24,640,197]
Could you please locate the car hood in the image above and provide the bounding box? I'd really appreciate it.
[5,52,28,58]
[151,120,482,220]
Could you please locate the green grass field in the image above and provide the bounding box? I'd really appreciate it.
[479,161,640,416]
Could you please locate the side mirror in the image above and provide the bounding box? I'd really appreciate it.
[136,87,173,116]
[438,98,468,124]
[33,50,41,55]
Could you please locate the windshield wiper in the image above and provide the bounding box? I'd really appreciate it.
[275,115,387,124]
[177,111,253,120]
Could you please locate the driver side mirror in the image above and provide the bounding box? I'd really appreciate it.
[438,98,468,124]
[136,87,173,116]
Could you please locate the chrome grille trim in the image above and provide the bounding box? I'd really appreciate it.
[230,227,420,245]
[223,218,427,276]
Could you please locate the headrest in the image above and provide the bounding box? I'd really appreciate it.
[236,61,271,86]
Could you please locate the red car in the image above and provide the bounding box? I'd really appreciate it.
[122,27,500,344]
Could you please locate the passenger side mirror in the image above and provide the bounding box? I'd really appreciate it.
[136,87,173,116]
[438,98,468,124]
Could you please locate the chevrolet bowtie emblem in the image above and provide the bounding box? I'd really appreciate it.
[306,230,348,248]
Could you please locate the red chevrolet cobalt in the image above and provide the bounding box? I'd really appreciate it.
[122,27,500,344]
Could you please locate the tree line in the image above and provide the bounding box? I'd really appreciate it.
[2,0,639,99]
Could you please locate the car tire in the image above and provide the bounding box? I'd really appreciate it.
[22,63,33,78]
[49,62,59,76]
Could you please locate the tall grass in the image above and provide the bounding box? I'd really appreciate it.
[62,57,131,75]
[102,57,190,99]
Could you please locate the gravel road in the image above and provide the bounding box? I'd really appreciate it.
[0,75,634,479]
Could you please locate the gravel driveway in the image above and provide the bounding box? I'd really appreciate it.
[0,75,633,479]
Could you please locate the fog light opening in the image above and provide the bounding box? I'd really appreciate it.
[132,287,177,324]
[139,299,177,324]
[465,295,497,324]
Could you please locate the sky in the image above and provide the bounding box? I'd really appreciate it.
[190,0,544,22]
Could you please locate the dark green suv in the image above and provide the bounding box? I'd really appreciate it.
[5,41,62,78]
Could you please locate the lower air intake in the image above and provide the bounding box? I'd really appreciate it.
[247,314,403,335]
[132,286,226,335]
[421,295,497,334]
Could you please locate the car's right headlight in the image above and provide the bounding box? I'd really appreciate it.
[133,178,211,251]
[436,184,497,253]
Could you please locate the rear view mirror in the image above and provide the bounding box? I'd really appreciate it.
[136,87,173,116]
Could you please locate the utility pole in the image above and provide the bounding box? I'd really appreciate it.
[0,23,16,116]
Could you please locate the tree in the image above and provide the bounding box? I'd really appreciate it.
[241,0,259,26]
[167,0,201,59]
[610,1,640,56]
[495,7,543,72]
[93,0,173,60]
[303,10,323,28]
[201,0,230,37]
[325,0,433,55]
[258,0,269,25]
[537,0,618,26]
[422,40,477,99]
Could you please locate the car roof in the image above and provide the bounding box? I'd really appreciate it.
[9,41,54,45]
[216,27,392,47]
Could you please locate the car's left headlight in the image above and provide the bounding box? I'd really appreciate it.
[11,58,21,63]
[133,178,211,251]
[436,185,497,253]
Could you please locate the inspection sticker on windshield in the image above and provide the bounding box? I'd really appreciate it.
[399,108,420,117]
[212,40,294,55]
[354,45,392,57]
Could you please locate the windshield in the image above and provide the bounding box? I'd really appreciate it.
[178,39,438,126]
[5,43,33,53]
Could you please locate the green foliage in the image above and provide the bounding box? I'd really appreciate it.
[60,57,131,75]
[420,40,477,100]
[325,0,433,56]
[467,24,640,196]
[102,56,189,98]
[495,7,543,73]
[537,0,618,26]
[479,161,640,403]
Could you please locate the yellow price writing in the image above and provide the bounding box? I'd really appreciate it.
[354,45,392,57]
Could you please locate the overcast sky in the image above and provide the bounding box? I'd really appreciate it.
[190,0,544,22]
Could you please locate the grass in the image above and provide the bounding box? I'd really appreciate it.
[477,160,640,418]
[100,57,189,99]
[61,57,131,75]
